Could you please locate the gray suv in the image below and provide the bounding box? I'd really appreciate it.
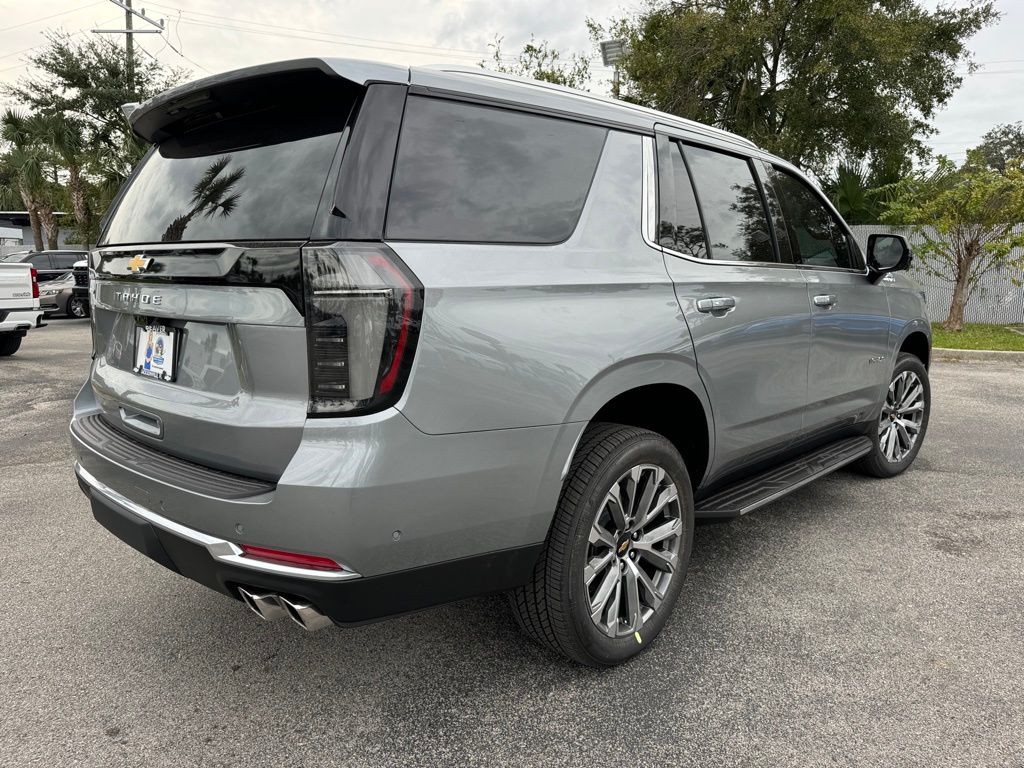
[71,59,931,666]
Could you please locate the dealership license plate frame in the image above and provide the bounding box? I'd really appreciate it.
[133,323,178,382]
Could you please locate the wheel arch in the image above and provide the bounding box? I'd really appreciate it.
[562,356,714,490]
[898,328,931,369]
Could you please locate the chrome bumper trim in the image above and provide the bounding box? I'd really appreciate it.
[75,463,361,582]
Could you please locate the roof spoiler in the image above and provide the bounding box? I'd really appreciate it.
[127,58,409,144]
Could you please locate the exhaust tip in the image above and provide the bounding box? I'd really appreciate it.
[278,595,333,632]
[237,587,287,622]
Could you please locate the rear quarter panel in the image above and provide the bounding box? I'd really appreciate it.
[388,130,703,435]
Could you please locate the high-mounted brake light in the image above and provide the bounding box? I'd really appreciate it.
[239,544,343,572]
[30,267,39,299]
[301,242,423,416]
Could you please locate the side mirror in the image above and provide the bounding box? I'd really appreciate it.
[867,234,912,283]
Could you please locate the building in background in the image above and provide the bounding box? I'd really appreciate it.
[0,212,79,257]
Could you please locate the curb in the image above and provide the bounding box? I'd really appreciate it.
[932,347,1024,363]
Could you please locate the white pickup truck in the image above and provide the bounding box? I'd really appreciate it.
[0,262,42,356]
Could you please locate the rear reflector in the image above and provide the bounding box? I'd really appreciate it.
[301,242,423,416]
[239,544,343,572]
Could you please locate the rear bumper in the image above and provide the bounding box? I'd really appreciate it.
[77,462,542,625]
[70,379,579,618]
[0,308,42,333]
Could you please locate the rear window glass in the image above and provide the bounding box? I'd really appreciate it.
[386,97,607,243]
[102,106,347,245]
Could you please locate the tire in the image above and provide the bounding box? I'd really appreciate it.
[510,422,694,667]
[0,334,22,357]
[856,352,930,478]
[68,296,89,318]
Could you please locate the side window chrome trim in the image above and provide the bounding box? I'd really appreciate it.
[643,134,800,269]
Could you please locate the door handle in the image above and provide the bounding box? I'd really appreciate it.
[813,294,837,308]
[696,296,736,313]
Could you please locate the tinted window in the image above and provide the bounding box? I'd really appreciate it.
[27,254,52,268]
[50,254,80,269]
[387,98,607,243]
[683,145,775,262]
[766,166,858,269]
[657,136,707,259]
[103,111,347,244]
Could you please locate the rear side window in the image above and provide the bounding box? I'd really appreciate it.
[683,145,775,262]
[764,166,859,270]
[386,98,607,243]
[50,254,80,269]
[102,98,352,245]
[656,136,707,259]
[27,254,52,268]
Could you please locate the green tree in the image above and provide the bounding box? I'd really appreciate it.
[822,159,902,224]
[5,32,182,172]
[483,35,590,89]
[881,152,1024,331]
[594,0,997,174]
[972,122,1024,172]
[0,110,61,250]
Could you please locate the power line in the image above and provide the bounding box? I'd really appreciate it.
[146,1,505,59]
[0,2,106,34]
[169,16,494,62]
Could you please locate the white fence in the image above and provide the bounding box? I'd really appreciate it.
[848,224,1024,325]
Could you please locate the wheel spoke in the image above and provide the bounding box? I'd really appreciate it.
[589,520,617,548]
[589,565,619,621]
[636,545,677,573]
[584,551,614,585]
[623,466,642,518]
[605,491,628,533]
[633,469,659,526]
[899,381,922,410]
[632,561,664,612]
[882,426,898,461]
[621,563,641,632]
[637,485,678,530]
[895,417,920,434]
[639,518,681,546]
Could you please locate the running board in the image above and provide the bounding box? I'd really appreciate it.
[695,436,873,518]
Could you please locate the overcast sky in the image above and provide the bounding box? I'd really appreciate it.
[1,0,1022,164]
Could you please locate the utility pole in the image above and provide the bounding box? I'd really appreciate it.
[93,0,168,97]
[124,0,133,95]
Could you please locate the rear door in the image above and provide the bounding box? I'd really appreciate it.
[759,163,891,434]
[655,133,811,480]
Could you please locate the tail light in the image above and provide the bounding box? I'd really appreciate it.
[30,267,39,299]
[301,242,423,416]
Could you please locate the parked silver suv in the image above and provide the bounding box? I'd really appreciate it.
[71,59,931,666]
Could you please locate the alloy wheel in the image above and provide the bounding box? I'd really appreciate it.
[584,464,682,638]
[69,298,88,318]
[879,370,925,463]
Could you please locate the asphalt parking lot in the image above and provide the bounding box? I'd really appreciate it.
[1,320,1022,767]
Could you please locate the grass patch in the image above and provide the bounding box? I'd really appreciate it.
[931,322,1024,351]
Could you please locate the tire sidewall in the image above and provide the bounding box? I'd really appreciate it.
[562,435,694,666]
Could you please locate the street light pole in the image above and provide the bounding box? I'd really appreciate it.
[599,39,628,100]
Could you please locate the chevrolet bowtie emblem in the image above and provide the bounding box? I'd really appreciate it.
[127,254,152,273]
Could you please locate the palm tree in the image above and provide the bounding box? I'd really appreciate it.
[34,113,92,246]
[161,156,245,241]
[1,109,59,249]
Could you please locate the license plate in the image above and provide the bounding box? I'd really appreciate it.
[133,324,177,381]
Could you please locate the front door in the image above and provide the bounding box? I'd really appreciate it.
[652,134,812,481]
[759,163,891,435]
